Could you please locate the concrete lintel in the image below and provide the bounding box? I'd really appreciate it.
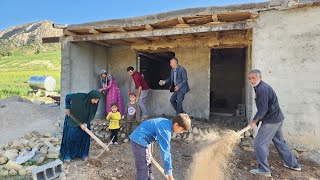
[63,21,253,42]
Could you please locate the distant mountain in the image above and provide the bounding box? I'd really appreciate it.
[0,20,62,47]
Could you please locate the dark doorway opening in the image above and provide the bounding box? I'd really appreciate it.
[210,48,246,115]
[138,51,175,90]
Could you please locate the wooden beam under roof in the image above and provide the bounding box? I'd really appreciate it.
[63,21,253,42]
[63,29,77,36]
[88,28,101,34]
[145,24,154,30]
[90,40,111,47]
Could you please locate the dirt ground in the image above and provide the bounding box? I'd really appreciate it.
[0,96,59,144]
[63,116,320,180]
[1,97,319,180]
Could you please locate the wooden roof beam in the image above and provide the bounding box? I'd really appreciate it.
[160,36,171,43]
[145,24,154,30]
[63,29,77,36]
[178,17,186,24]
[88,28,101,34]
[212,14,219,22]
[117,27,127,32]
[63,21,253,42]
[90,40,111,47]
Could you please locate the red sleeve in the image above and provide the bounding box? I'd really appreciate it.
[133,73,142,88]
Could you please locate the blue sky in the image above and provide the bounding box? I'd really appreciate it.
[0,0,265,30]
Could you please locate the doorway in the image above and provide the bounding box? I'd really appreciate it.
[210,48,246,115]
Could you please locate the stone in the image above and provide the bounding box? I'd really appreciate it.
[40,146,48,154]
[31,151,46,162]
[3,150,19,160]
[241,146,254,152]
[10,142,24,151]
[199,129,205,137]
[25,165,36,174]
[4,160,23,171]
[38,157,45,164]
[243,166,248,170]
[55,122,60,127]
[43,140,54,148]
[0,144,4,150]
[48,146,60,154]
[0,169,9,176]
[120,133,126,138]
[187,133,194,141]
[47,153,59,159]
[18,169,27,176]
[193,127,199,134]
[19,139,29,146]
[244,131,251,137]
[250,162,255,167]
[44,132,51,138]
[0,156,8,165]
[194,136,202,142]
[24,133,33,140]
[183,133,187,139]
[28,140,39,148]
[8,169,17,175]
[123,139,129,143]
[31,131,41,138]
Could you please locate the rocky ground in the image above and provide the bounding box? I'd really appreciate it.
[0,96,320,180]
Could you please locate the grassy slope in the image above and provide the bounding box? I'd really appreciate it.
[0,47,61,99]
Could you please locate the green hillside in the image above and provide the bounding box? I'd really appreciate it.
[0,46,61,99]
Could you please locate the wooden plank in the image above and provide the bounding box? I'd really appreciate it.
[117,27,127,32]
[42,37,60,43]
[88,28,100,34]
[205,21,224,26]
[186,16,211,24]
[160,36,171,43]
[212,14,219,22]
[63,29,77,36]
[177,17,186,24]
[63,21,253,42]
[90,40,111,47]
[145,24,154,30]
[173,24,190,28]
[250,13,259,19]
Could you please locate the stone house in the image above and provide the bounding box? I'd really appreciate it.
[52,0,320,147]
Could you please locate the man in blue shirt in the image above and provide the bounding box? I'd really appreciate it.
[129,113,191,180]
[247,69,301,177]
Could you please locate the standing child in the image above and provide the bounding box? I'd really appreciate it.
[130,114,191,180]
[123,92,141,137]
[106,103,121,144]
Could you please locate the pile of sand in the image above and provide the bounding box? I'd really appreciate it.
[0,96,59,144]
[189,131,241,180]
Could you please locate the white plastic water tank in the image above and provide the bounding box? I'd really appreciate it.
[28,76,56,91]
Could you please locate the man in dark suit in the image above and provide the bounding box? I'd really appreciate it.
[159,58,190,114]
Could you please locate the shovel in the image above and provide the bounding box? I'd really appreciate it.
[69,114,109,151]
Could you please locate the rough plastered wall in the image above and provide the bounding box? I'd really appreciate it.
[106,45,210,119]
[175,47,211,118]
[105,45,136,114]
[60,42,108,119]
[252,6,320,147]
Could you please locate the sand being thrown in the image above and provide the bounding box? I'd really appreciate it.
[189,130,243,180]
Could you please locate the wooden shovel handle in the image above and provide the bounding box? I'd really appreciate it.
[236,126,251,136]
[83,128,109,150]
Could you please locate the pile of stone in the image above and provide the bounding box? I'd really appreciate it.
[90,119,224,144]
[0,131,62,177]
[172,126,221,143]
